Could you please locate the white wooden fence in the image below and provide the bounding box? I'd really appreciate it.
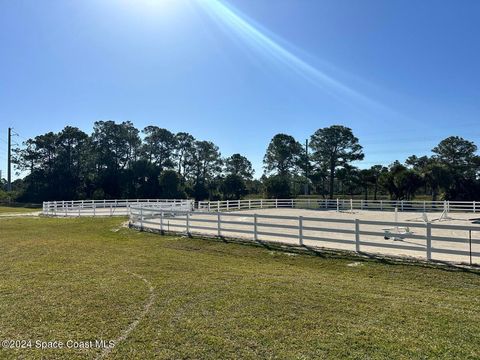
[43,199,194,216]
[198,199,479,213]
[44,198,480,217]
[129,206,480,266]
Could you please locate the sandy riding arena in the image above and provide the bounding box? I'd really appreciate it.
[131,207,480,266]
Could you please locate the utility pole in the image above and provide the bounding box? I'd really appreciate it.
[304,139,309,195]
[7,127,11,192]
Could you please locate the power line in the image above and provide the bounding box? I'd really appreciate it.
[11,130,29,147]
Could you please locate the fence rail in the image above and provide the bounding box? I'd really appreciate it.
[43,199,194,216]
[198,198,479,213]
[43,198,480,217]
[129,206,480,266]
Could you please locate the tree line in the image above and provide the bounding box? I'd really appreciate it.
[1,121,479,202]
[262,128,480,201]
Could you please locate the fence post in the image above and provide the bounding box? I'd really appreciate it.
[423,201,426,212]
[160,212,164,233]
[426,222,432,261]
[227,200,230,211]
[93,204,96,217]
[217,201,220,212]
[275,199,278,208]
[140,208,143,230]
[355,219,360,252]
[401,200,404,211]
[110,205,113,216]
[380,200,383,211]
[291,199,294,208]
[254,214,258,241]
[299,216,303,246]
[78,207,81,217]
[186,212,190,235]
[260,199,263,209]
[336,199,339,212]
[217,213,221,237]
[474,201,477,214]
[249,199,251,209]
[238,200,241,210]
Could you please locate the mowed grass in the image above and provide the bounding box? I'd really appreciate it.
[0,206,40,214]
[0,217,479,359]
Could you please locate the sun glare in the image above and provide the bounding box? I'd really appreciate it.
[118,0,185,17]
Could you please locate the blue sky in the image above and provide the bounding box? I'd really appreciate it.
[1,0,479,179]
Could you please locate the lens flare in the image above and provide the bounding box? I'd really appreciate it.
[197,0,391,112]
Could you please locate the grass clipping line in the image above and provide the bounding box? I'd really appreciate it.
[95,270,156,359]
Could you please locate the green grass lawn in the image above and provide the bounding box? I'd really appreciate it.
[0,206,40,214]
[0,217,479,359]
